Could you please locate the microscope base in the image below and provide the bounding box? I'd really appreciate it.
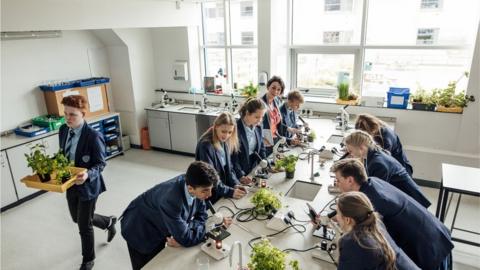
[201,241,230,261]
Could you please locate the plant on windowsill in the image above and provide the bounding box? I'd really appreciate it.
[336,83,359,105]
[24,144,54,182]
[241,82,258,98]
[410,88,437,111]
[434,72,475,113]
[247,238,301,270]
[251,188,282,215]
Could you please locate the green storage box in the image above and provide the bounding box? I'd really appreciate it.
[32,115,65,130]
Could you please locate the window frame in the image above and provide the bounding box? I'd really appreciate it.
[201,0,258,90]
[289,0,474,99]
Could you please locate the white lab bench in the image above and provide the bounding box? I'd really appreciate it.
[144,118,352,270]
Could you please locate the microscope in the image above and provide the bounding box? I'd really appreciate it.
[307,204,340,265]
[199,94,208,113]
[158,89,168,108]
[335,105,353,133]
[201,201,231,260]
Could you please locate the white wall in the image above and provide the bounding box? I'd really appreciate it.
[1,30,109,131]
[113,28,157,145]
[1,0,200,31]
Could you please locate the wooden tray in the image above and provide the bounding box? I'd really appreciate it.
[436,105,463,113]
[336,98,359,105]
[20,167,87,193]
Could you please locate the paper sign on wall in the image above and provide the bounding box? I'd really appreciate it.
[62,90,80,97]
[87,86,103,112]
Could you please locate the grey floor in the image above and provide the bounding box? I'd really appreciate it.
[1,149,479,270]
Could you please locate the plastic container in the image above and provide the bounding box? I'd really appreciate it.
[39,81,76,91]
[73,78,96,87]
[14,124,50,137]
[32,115,65,130]
[387,87,410,109]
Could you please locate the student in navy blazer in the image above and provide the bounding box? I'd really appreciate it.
[335,192,419,270]
[345,130,431,208]
[278,90,305,146]
[59,95,116,270]
[195,112,247,204]
[331,159,453,270]
[121,161,233,270]
[261,76,285,154]
[232,98,267,184]
[355,113,413,175]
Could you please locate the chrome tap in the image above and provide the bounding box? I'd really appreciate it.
[229,241,244,270]
[308,149,320,182]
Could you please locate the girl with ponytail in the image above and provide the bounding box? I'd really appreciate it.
[344,131,430,208]
[336,191,419,270]
[232,98,266,184]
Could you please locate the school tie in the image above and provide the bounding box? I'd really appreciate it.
[64,129,75,160]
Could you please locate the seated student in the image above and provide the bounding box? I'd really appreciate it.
[355,113,413,176]
[278,90,305,146]
[232,98,267,185]
[330,159,453,270]
[336,192,420,270]
[196,112,247,203]
[344,130,430,208]
[120,161,233,270]
[261,76,285,154]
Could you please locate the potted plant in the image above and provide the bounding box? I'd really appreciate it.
[307,130,316,143]
[410,88,436,111]
[435,84,472,113]
[248,238,301,270]
[275,155,299,179]
[337,82,349,101]
[242,82,258,98]
[51,150,74,184]
[24,144,54,182]
[251,188,282,215]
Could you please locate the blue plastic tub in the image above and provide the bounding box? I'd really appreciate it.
[14,125,50,137]
[74,78,96,87]
[387,87,410,109]
[39,82,75,91]
[93,77,110,84]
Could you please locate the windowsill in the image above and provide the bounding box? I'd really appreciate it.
[303,95,464,114]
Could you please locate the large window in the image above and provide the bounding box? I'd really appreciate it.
[291,0,479,99]
[201,0,258,90]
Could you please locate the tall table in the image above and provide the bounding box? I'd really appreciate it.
[436,163,480,247]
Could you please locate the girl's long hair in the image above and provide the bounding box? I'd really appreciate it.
[355,114,387,148]
[338,192,397,270]
[200,112,239,154]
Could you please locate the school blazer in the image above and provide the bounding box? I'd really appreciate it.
[120,175,208,254]
[59,123,106,201]
[232,118,266,178]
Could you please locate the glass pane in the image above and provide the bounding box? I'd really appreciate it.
[292,0,363,45]
[297,54,355,89]
[230,0,257,45]
[362,49,473,97]
[367,0,480,45]
[202,1,226,45]
[205,48,226,77]
[232,49,258,89]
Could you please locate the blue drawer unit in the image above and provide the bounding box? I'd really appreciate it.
[103,117,118,126]
[88,121,103,133]
[103,125,117,132]
[104,133,118,141]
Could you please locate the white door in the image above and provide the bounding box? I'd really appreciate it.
[169,113,198,154]
[147,110,171,149]
[1,151,18,207]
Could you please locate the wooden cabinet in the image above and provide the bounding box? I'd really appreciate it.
[169,113,198,154]
[1,151,18,208]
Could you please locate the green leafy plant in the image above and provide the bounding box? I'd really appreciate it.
[410,88,437,105]
[251,188,282,215]
[275,155,299,173]
[337,82,349,101]
[248,238,301,270]
[52,150,74,184]
[242,82,258,98]
[24,144,54,181]
[307,130,316,142]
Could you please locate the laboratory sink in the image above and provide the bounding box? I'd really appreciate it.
[285,180,322,201]
[178,106,199,112]
[327,134,344,145]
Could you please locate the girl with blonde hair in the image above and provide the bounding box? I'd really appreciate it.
[344,130,430,208]
[195,112,246,203]
[336,191,419,270]
[355,113,412,175]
